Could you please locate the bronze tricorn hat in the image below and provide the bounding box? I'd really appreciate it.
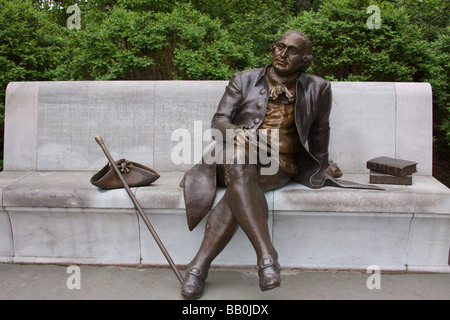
[180,161,217,231]
[90,159,160,189]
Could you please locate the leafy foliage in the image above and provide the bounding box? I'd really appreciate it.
[0,0,65,163]
[285,0,430,82]
[54,2,258,80]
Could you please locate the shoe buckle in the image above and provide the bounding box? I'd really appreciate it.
[187,267,202,277]
[260,256,274,268]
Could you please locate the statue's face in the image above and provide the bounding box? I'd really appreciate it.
[271,33,306,76]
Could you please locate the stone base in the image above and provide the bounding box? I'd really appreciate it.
[1,171,448,273]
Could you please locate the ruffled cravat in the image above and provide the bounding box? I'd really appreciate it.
[267,66,301,102]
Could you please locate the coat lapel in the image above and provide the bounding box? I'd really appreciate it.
[295,73,310,145]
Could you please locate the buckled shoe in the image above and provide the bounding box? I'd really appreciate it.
[181,266,207,300]
[258,255,281,291]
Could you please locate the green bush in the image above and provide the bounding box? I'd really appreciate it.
[285,0,430,82]
[0,0,63,94]
[284,0,449,185]
[428,26,450,147]
[55,2,258,81]
[0,0,65,165]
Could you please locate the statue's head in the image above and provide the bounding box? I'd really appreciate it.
[271,30,314,76]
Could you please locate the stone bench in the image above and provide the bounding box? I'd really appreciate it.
[1,80,449,273]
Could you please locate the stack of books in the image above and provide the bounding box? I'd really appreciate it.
[367,156,418,185]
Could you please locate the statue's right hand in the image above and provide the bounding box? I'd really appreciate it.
[235,127,257,147]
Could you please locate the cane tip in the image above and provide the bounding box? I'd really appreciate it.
[95,136,104,145]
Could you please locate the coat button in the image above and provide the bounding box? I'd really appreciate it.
[257,102,263,108]
[254,118,260,124]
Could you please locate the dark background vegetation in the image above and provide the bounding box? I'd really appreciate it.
[0,0,448,185]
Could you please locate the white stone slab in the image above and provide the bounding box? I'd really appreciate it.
[36,81,156,171]
[4,82,41,170]
[273,211,412,271]
[0,171,36,263]
[8,207,140,265]
[2,171,135,209]
[329,82,396,174]
[408,176,450,215]
[407,213,450,272]
[153,81,228,172]
[273,174,415,214]
[395,83,433,175]
[134,171,186,209]
[0,209,13,263]
[4,81,434,174]
[272,174,450,272]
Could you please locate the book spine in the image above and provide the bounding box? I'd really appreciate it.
[369,171,412,185]
[367,163,405,176]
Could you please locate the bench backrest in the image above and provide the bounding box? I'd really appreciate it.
[4,81,432,175]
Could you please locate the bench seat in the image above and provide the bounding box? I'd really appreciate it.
[1,170,448,272]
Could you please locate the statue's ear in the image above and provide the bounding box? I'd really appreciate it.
[270,44,276,54]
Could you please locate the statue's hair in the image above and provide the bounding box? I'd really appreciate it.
[272,30,314,73]
[281,30,312,53]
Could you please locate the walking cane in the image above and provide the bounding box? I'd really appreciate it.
[95,136,184,285]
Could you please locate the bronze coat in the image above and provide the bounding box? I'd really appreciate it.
[181,67,333,231]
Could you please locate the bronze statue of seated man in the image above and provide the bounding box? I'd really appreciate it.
[180,30,335,299]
